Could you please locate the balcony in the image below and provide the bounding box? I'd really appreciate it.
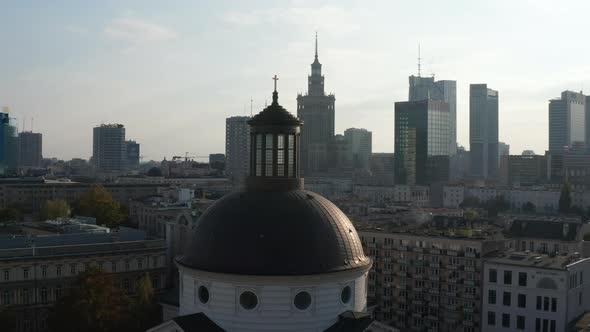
[429,302,439,308]
[398,271,407,277]
[414,287,423,292]
[427,315,438,321]
[413,247,424,253]
[464,320,474,327]
[463,306,474,313]
[464,280,476,286]
[430,263,440,268]
[414,260,425,267]
[465,252,477,258]
[447,250,458,256]
[415,274,423,279]
[429,289,440,295]
[447,265,458,270]
[399,259,410,265]
[368,243,376,248]
[431,249,441,255]
[446,292,457,298]
[429,275,440,282]
[464,266,476,272]
[463,293,475,299]
[398,246,408,251]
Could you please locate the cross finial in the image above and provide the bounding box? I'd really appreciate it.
[272,75,279,92]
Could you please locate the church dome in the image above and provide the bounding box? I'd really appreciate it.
[177,189,370,275]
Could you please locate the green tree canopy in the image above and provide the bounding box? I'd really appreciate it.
[40,200,71,220]
[131,273,161,331]
[522,201,536,213]
[47,268,132,332]
[0,207,22,222]
[559,183,572,214]
[485,195,510,217]
[460,196,480,208]
[77,185,124,228]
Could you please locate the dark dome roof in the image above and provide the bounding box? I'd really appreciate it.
[248,92,302,127]
[177,190,371,276]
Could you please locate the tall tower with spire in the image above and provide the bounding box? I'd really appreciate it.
[297,33,336,175]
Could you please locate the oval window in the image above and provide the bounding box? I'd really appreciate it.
[341,286,352,304]
[198,286,209,304]
[294,291,312,310]
[240,291,258,310]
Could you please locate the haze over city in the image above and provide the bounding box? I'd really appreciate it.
[2,0,590,160]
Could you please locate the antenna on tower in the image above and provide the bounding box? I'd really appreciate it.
[315,31,318,59]
[417,43,422,77]
[250,98,253,116]
[31,116,34,132]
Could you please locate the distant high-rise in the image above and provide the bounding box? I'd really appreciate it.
[297,33,335,175]
[498,141,510,165]
[225,116,250,185]
[548,91,586,153]
[18,131,42,168]
[469,84,499,180]
[395,100,450,185]
[344,128,372,170]
[409,75,457,154]
[0,108,19,175]
[92,124,126,172]
[125,140,140,168]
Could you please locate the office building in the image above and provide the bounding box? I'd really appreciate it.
[297,34,336,175]
[344,128,372,170]
[498,142,509,166]
[225,116,250,186]
[0,108,19,175]
[549,91,586,153]
[470,84,499,180]
[409,76,457,154]
[92,124,126,172]
[395,100,450,185]
[482,252,590,332]
[369,153,395,186]
[18,131,42,169]
[359,218,505,332]
[125,140,140,168]
[501,154,547,188]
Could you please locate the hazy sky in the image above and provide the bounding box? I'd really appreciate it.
[1,0,590,161]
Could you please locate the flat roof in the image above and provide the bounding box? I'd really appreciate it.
[485,251,585,270]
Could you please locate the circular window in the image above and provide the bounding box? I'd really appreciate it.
[341,286,352,304]
[198,286,209,304]
[240,291,258,310]
[294,291,312,310]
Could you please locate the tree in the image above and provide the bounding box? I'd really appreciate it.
[40,200,71,220]
[47,268,132,332]
[0,207,22,222]
[559,183,572,213]
[77,185,124,228]
[460,196,480,208]
[131,273,161,331]
[485,195,510,217]
[522,201,536,213]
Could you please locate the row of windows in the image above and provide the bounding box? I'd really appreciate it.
[2,256,161,281]
[488,312,556,332]
[489,269,527,286]
[487,291,557,311]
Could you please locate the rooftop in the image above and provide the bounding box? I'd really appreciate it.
[486,251,586,270]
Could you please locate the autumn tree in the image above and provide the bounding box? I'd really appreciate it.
[77,185,124,228]
[47,268,132,332]
[40,200,71,220]
[130,273,161,331]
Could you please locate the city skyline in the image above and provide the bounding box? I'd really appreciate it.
[2,1,590,160]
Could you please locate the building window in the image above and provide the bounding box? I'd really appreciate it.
[535,318,540,332]
[488,290,496,304]
[265,134,274,176]
[544,297,549,311]
[294,291,312,310]
[56,265,62,277]
[3,270,8,281]
[489,269,497,283]
[255,134,262,176]
[125,260,130,271]
[152,277,160,289]
[341,286,352,304]
[502,313,510,328]
[518,272,527,286]
[41,266,47,278]
[70,264,76,275]
[504,270,512,284]
[536,296,542,310]
[55,285,62,299]
[550,320,556,332]
[239,291,258,310]
[2,290,10,305]
[40,287,48,303]
[552,297,557,312]
[517,315,525,330]
[198,286,209,304]
[123,279,130,293]
[23,268,29,280]
[487,311,496,326]
[152,257,158,268]
[138,258,143,269]
[518,294,526,308]
[503,292,511,306]
[22,288,29,304]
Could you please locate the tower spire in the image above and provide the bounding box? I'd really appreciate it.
[272,75,279,104]
[315,31,318,60]
[417,43,421,77]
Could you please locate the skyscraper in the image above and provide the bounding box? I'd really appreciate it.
[92,124,126,172]
[395,100,450,185]
[0,108,18,175]
[469,84,499,180]
[548,91,586,153]
[344,128,372,170]
[225,116,250,186]
[297,34,335,175]
[125,140,140,169]
[18,131,42,169]
[409,75,457,154]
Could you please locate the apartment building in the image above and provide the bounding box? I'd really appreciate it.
[482,252,590,332]
[359,219,505,332]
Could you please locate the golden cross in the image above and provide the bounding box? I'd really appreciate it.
[272,75,279,92]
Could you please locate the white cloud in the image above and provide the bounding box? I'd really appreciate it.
[104,18,176,43]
